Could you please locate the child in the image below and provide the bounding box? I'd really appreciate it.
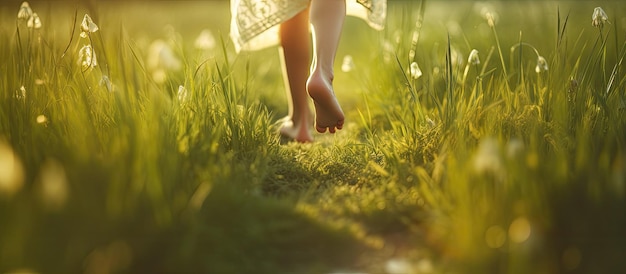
[230,0,386,142]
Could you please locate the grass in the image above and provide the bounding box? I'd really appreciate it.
[1,0,626,273]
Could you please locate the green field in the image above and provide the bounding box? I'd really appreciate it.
[1,1,625,273]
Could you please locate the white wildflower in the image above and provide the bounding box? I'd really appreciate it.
[17,1,33,21]
[535,56,548,73]
[382,40,395,64]
[409,61,422,79]
[451,48,464,66]
[592,7,609,28]
[177,85,188,102]
[393,29,403,44]
[426,117,436,128]
[78,44,98,70]
[148,39,182,83]
[506,138,524,159]
[473,137,504,177]
[15,86,26,100]
[27,12,41,29]
[341,55,355,72]
[80,14,99,38]
[194,29,216,50]
[236,105,246,119]
[485,11,497,27]
[100,75,113,92]
[468,49,480,65]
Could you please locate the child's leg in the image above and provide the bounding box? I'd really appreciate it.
[278,9,313,142]
[307,0,346,133]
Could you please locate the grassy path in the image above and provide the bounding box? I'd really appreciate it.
[1,1,626,273]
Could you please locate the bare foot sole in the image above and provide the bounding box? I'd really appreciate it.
[307,74,345,133]
[277,116,313,143]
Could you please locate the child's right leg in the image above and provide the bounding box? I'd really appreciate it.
[307,0,346,134]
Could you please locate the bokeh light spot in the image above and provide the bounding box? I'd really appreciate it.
[509,217,531,243]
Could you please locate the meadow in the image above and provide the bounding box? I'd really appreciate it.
[1,0,625,273]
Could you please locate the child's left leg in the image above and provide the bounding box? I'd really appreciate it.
[278,9,314,142]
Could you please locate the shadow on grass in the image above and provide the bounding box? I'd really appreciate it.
[131,182,369,274]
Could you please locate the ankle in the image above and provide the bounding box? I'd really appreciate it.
[310,65,334,82]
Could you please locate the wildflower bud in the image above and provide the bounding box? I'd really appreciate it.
[27,12,41,29]
[485,12,497,27]
[410,62,422,79]
[535,56,548,73]
[80,14,99,38]
[17,1,33,21]
[592,7,608,28]
[468,49,480,65]
[177,85,188,102]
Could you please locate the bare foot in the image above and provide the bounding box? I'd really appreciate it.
[278,116,314,143]
[307,72,345,133]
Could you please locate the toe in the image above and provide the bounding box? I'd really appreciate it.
[316,124,327,133]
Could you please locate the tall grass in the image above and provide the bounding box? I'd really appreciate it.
[358,1,626,273]
[1,1,625,273]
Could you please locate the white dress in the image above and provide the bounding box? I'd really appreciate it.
[230,0,387,52]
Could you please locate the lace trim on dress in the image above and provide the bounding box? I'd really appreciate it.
[230,0,386,52]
